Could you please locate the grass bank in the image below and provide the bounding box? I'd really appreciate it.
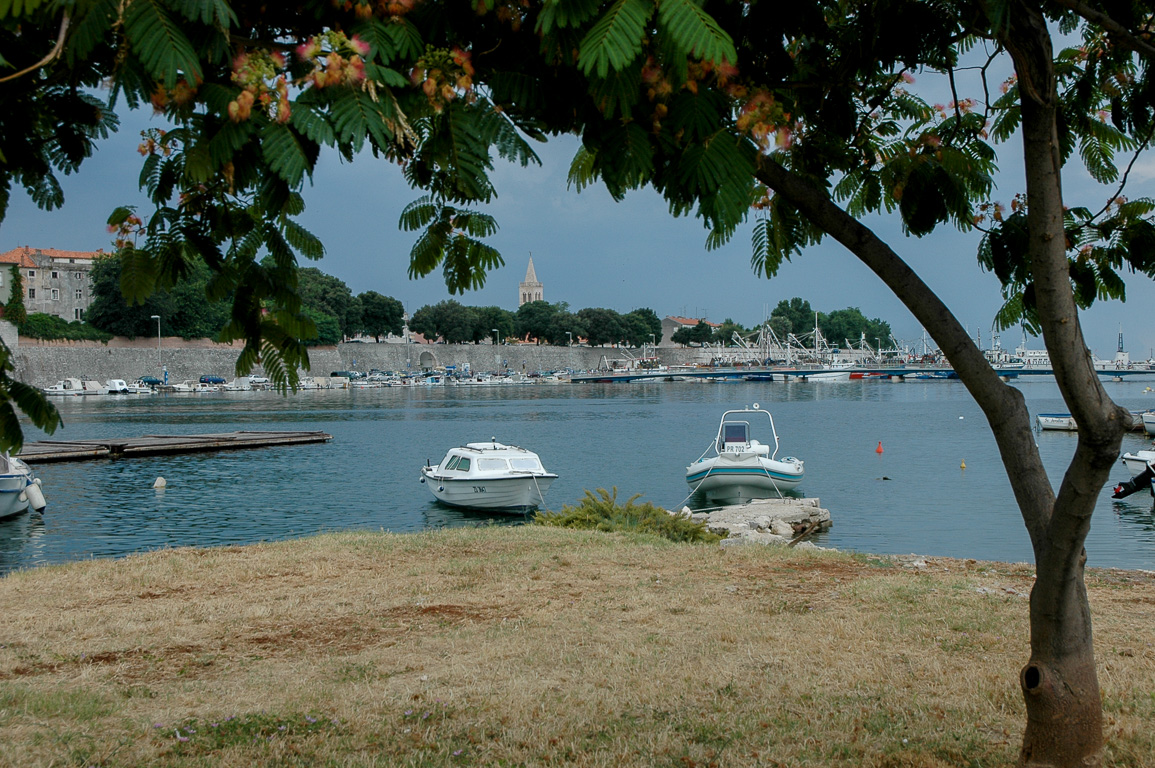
[0,526,1152,767]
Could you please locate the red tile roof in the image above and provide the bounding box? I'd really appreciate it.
[666,315,721,328]
[0,246,106,267]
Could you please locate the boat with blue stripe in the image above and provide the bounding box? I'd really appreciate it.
[686,405,804,505]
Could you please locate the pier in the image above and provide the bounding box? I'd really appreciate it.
[17,430,333,463]
[568,366,1153,383]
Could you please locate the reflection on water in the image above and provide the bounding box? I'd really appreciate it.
[1,378,1152,575]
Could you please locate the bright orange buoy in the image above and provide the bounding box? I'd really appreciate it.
[875,441,884,454]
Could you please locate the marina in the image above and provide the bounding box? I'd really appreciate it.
[1,378,1153,575]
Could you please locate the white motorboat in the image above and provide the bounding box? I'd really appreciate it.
[1037,413,1078,431]
[105,379,153,394]
[686,404,805,504]
[1113,449,1155,499]
[42,378,105,396]
[1121,449,1155,476]
[0,453,46,520]
[420,439,558,511]
[1142,412,1155,437]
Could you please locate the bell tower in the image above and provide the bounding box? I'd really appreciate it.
[518,255,544,306]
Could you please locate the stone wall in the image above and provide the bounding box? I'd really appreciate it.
[12,338,723,387]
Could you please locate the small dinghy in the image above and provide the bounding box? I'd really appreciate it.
[686,404,804,505]
[421,439,558,511]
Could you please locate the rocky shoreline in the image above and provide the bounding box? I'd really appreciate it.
[677,497,834,548]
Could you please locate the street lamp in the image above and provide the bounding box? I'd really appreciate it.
[151,315,161,374]
[492,328,500,346]
[566,331,573,346]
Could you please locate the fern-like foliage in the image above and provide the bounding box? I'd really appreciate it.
[123,0,203,89]
[578,0,652,78]
[655,0,736,64]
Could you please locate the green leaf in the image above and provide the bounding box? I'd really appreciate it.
[288,102,336,146]
[170,0,236,27]
[407,217,452,280]
[537,0,603,33]
[578,0,652,79]
[399,196,439,231]
[281,219,324,261]
[0,0,49,21]
[123,0,204,89]
[207,118,256,167]
[64,0,118,66]
[656,0,736,64]
[330,90,394,152]
[262,122,314,187]
[118,246,158,304]
[381,17,424,62]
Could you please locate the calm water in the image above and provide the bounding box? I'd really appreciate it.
[2,378,1154,575]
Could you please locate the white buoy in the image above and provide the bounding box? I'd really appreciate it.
[24,482,46,511]
[153,477,167,489]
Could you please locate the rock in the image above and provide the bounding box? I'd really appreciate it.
[770,520,794,537]
[697,497,834,550]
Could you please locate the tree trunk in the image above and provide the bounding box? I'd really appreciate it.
[753,3,1124,763]
[1001,3,1120,765]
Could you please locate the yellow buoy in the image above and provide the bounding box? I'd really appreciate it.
[960,460,966,470]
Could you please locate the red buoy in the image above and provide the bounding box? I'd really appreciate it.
[875,441,884,454]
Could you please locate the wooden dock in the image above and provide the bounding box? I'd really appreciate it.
[17,430,332,463]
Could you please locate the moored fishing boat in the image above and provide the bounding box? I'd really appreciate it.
[420,439,557,511]
[1036,413,1078,431]
[686,404,804,505]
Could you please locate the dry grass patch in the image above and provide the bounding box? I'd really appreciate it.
[0,527,1151,767]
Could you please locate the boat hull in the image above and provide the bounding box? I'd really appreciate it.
[686,454,804,505]
[1037,413,1078,431]
[1142,412,1155,437]
[1122,450,1155,476]
[421,468,556,511]
[0,456,40,520]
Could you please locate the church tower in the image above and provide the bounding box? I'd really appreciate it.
[518,255,544,306]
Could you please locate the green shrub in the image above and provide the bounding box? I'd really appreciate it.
[534,487,720,544]
[19,313,112,342]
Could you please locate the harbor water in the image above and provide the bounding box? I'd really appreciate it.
[2,378,1154,575]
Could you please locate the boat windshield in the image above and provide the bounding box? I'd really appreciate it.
[509,458,542,471]
[478,458,510,471]
[445,456,461,470]
[455,457,471,472]
[722,423,749,446]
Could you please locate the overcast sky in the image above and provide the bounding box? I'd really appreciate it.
[4,84,1155,360]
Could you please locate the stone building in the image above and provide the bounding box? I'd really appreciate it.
[660,315,721,347]
[518,256,544,306]
[0,246,104,322]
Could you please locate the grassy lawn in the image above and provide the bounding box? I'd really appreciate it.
[0,526,1152,766]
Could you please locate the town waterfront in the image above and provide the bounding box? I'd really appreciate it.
[2,377,1154,574]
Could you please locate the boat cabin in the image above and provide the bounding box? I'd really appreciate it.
[435,442,547,477]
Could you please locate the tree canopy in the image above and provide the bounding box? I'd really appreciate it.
[357,290,405,341]
[5,0,1155,763]
[87,253,232,339]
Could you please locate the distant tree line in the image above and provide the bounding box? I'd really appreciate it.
[409,300,663,347]
[57,255,406,346]
[671,298,892,349]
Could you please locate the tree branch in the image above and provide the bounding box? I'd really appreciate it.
[1050,0,1155,58]
[754,155,1053,544]
[0,14,70,84]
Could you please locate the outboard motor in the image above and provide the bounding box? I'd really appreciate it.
[1112,464,1155,499]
